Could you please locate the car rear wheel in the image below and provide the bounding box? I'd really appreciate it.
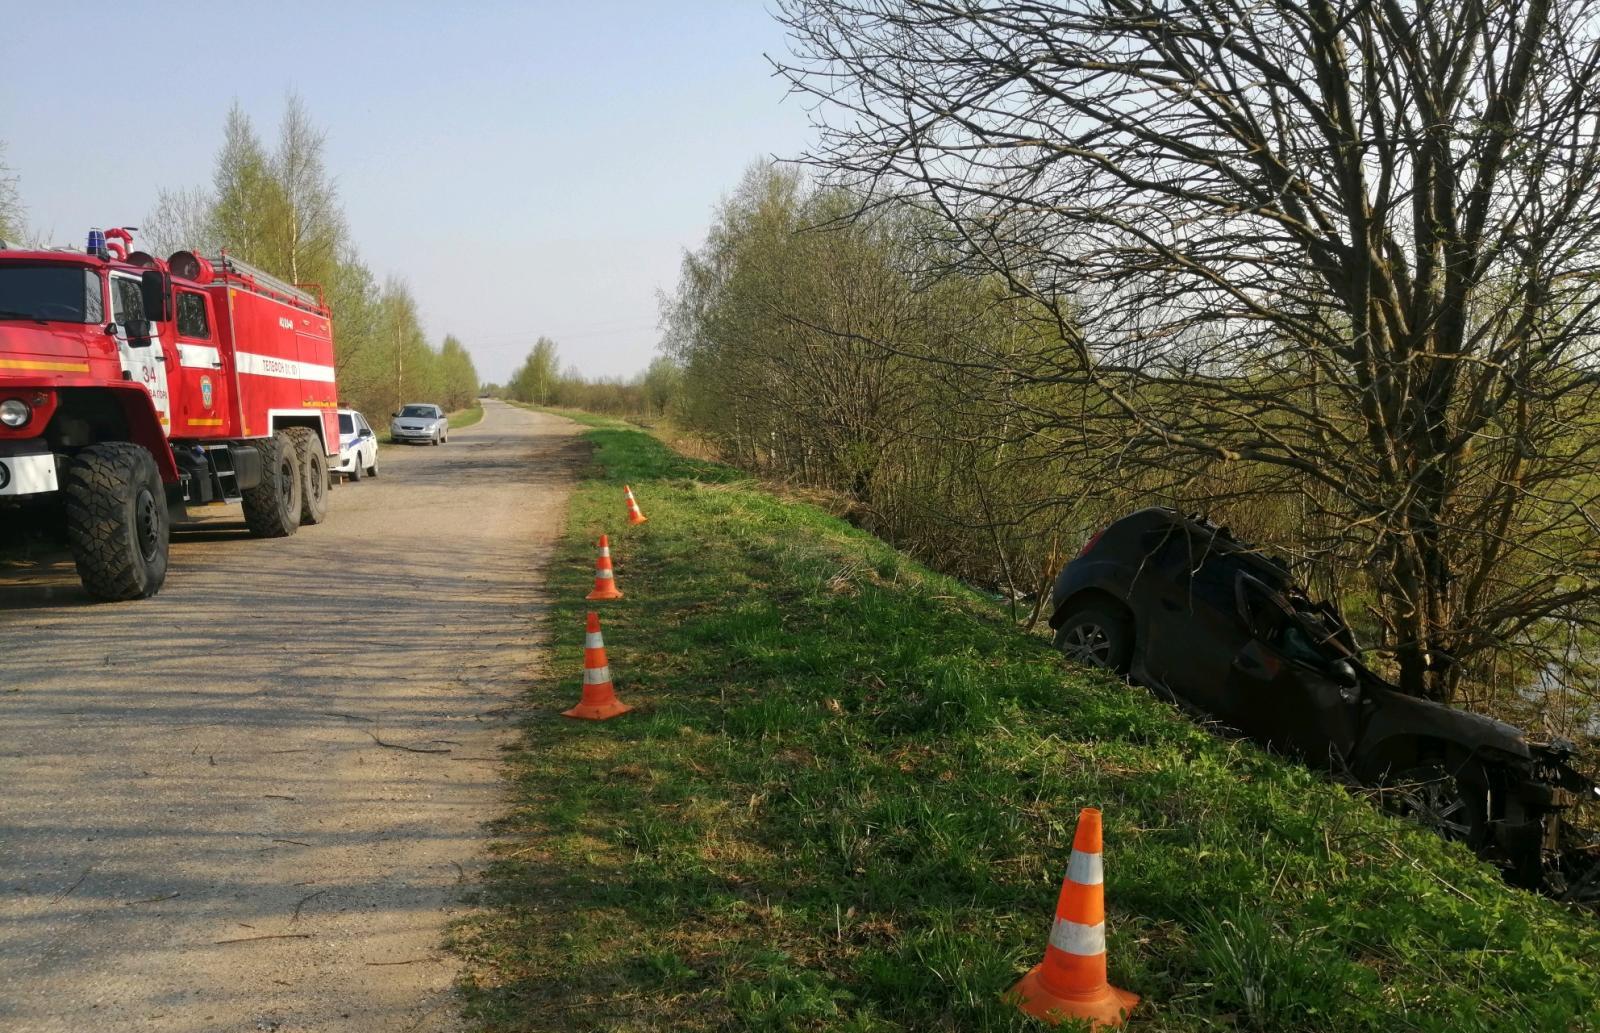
[367,452,378,478]
[1053,602,1133,675]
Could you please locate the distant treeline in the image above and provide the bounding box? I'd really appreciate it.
[1,100,480,421]
[490,335,680,419]
[659,165,1084,602]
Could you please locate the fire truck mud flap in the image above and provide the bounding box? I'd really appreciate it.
[230,445,263,491]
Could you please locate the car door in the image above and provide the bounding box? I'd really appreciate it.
[172,288,227,435]
[1140,540,1256,716]
[1227,576,1361,765]
[358,413,376,465]
[109,273,172,429]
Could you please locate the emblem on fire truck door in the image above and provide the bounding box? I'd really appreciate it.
[200,376,214,409]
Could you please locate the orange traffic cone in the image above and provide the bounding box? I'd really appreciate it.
[624,484,648,525]
[586,534,624,601]
[563,611,632,721]
[1010,808,1139,1028]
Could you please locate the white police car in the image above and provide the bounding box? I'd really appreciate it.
[334,409,379,481]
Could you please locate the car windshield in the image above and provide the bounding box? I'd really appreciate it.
[0,264,104,324]
[1248,582,1356,670]
[400,405,436,418]
[339,413,355,434]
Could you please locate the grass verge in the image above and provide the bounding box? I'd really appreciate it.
[452,419,1600,1033]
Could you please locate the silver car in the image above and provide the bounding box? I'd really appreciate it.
[390,403,449,445]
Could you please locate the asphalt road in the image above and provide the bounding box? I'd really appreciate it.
[0,400,583,1033]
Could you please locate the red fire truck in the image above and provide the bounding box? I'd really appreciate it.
[0,227,339,600]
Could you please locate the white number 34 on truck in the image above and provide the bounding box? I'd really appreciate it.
[0,227,341,600]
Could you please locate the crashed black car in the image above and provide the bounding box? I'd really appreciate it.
[1049,507,1599,893]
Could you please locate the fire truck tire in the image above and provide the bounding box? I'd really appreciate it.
[62,442,169,601]
[286,427,330,526]
[242,432,303,538]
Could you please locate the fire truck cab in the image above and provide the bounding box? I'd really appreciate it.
[0,227,339,600]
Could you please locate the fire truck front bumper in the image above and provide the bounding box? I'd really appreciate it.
[0,442,58,497]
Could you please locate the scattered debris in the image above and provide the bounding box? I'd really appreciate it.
[365,731,451,754]
[49,868,91,903]
[291,889,327,924]
[124,893,180,906]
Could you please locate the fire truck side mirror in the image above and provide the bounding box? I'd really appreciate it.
[139,270,172,323]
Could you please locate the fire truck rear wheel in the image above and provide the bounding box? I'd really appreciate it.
[286,427,330,526]
[242,431,303,538]
[62,442,169,601]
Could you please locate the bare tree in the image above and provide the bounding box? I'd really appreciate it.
[0,142,23,243]
[775,0,1600,705]
[143,186,217,257]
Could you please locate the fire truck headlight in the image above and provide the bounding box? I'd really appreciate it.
[0,399,31,427]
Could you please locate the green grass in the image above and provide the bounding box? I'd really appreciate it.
[451,403,486,429]
[452,423,1600,1033]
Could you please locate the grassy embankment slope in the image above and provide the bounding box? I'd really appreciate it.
[453,414,1600,1033]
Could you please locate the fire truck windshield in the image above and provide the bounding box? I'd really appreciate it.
[0,264,105,324]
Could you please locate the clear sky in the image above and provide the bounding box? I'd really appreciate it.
[0,1,813,382]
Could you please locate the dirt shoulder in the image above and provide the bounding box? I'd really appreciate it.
[0,400,584,1032]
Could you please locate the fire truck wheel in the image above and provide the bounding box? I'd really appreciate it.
[62,442,169,601]
[286,427,330,525]
[242,431,304,538]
